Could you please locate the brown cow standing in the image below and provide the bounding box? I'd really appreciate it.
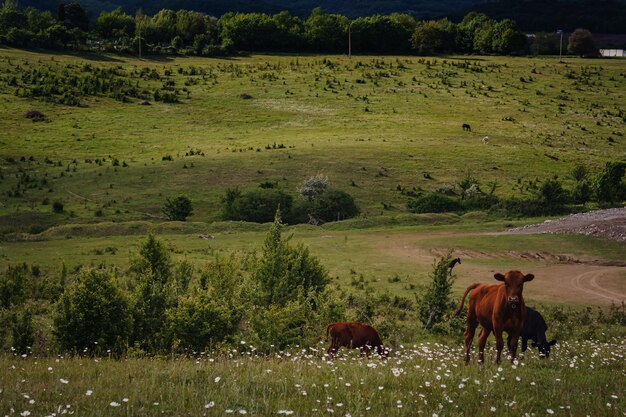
[455,271,534,364]
[326,322,385,357]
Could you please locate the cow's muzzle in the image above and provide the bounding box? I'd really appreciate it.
[507,296,520,309]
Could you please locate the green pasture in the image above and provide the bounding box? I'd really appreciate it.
[1,217,624,306]
[0,49,624,232]
[1,339,624,417]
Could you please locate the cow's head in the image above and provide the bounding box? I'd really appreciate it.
[494,271,534,310]
[532,339,557,358]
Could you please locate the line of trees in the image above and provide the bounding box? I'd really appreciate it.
[0,1,590,56]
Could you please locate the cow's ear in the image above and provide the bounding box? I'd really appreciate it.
[524,273,535,282]
[494,273,505,281]
[549,339,557,346]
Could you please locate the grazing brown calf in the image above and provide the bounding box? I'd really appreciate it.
[326,322,385,357]
[455,271,534,364]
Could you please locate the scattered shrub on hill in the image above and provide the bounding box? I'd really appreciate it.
[408,192,462,213]
[298,174,329,202]
[311,189,359,222]
[52,201,64,213]
[53,268,132,355]
[222,188,293,223]
[24,110,45,120]
[162,195,193,221]
[593,161,626,204]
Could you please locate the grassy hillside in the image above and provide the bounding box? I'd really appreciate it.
[1,49,624,235]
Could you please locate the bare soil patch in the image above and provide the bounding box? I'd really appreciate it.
[501,207,626,242]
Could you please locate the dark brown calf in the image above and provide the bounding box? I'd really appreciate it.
[326,322,385,357]
[455,270,534,364]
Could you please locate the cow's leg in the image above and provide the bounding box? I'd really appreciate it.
[508,331,521,363]
[327,338,338,358]
[477,327,491,364]
[463,319,478,364]
[521,337,528,354]
[494,329,505,364]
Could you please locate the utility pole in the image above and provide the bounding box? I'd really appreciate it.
[348,21,353,59]
[557,29,563,62]
[136,8,144,59]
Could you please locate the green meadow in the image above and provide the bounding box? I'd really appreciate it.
[0,49,624,416]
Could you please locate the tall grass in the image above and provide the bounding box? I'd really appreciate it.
[1,337,623,416]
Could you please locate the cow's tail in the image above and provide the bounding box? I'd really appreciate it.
[325,323,334,342]
[454,283,480,317]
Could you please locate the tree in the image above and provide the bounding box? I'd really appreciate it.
[416,253,457,331]
[304,7,348,52]
[411,18,456,55]
[129,235,173,352]
[456,12,490,53]
[253,211,329,306]
[162,195,193,221]
[94,8,134,41]
[312,189,359,222]
[298,174,328,202]
[568,28,597,57]
[58,2,88,32]
[53,268,132,354]
[491,19,526,54]
[593,161,626,203]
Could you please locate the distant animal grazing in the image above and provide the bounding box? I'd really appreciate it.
[448,257,462,271]
[522,307,556,358]
[455,270,535,364]
[326,322,385,357]
[462,123,471,131]
[482,136,489,144]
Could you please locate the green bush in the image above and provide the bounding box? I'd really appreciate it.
[162,195,193,221]
[222,188,294,223]
[416,253,457,332]
[11,307,35,354]
[593,161,626,203]
[129,235,173,352]
[166,293,235,352]
[312,189,359,222]
[53,268,132,354]
[408,193,461,213]
[253,212,329,306]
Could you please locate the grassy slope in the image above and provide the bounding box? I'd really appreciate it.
[1,50,624,230]
[0,49,624,304]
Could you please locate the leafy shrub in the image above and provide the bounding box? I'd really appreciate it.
[408,193,461,213]
[416,253,457,331]
[312,189,359,222]
[11,307,35,354]
[166,293,235,352]
[593,161,626,203]
[129,235,173,352]
[298,174,329,201]
[24,110,45,120]
[253,213,329,306]
[53,268,132,354]
[52,201,64,213]
[571,181,592,204]
[162,195,193,221]
[537,178,569,213]
[222,189,293,223]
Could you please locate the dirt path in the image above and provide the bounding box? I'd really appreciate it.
[572,268,626,303]
[379,219,625,306]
